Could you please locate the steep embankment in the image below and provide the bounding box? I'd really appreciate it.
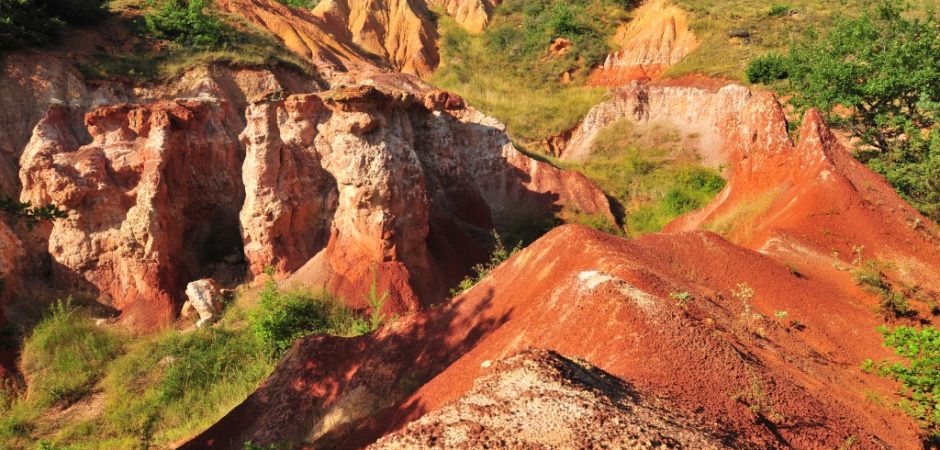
[588,0,698,86]
[184,77,940,449]
[215,0,502,80]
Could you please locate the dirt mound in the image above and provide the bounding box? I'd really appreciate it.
[184,224,916,449]
[588,0,698,87]
[369,348,728,449]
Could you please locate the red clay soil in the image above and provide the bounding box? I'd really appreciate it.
[667,106,940,303]
[182,225,920,449]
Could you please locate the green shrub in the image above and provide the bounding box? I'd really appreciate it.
[249,279,361,356]
[865,326,940,442]
[20,299,124,408]
[768,4,791,17]
[451,230,521,295]
[778,0,940,222]
[276,0,316,8]
[853,261,914,318]
[745,53,789,84]
[145,0,229,48]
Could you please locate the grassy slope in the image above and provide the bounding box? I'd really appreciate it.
[557,120,725,236]
[430,0,627,145]
[0,284,371,449]
[78,0,313,82]
[669,0,940,80]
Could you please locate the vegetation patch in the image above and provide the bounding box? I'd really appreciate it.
[864,326,940,443]
[742,1,940,224]
[430,0,629,144]
[0,281,376,449]
[76,0,311,82]
[0,0,107,50]
[560,120,725,236]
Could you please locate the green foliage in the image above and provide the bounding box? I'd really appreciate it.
[0,190,67,230]
[352,271,389,335]
[100,325,271,447]
[19,299,124,408]
[774,1,940,221]
[0,0,106,50]
[768,4,792,17]
[853,260,914,318]
[451,230,521,296]
[250,278,363,356]
[276,0,316,8]
[560,120,725,236]
[145,0,229,48]
[867,326,940,440]
[745,53,789,84]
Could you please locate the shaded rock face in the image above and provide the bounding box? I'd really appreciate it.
[588,0,698,87]
[370,349,727,449]
[19,101,246,330]
[241,83,614,311]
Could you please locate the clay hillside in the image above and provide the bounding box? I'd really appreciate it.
[1,0,939,449]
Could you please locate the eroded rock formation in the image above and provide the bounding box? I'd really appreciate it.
[19,100,245,330]
[240,81,615,311]
[589,0,698,86]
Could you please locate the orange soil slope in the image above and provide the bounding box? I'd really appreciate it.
[183,225,918,449]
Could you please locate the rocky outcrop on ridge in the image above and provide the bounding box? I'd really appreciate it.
[589,0,698,86]
[561,77,752,163]
[370,349,727,449]
[428,0,502,33]
[216,0,440,79]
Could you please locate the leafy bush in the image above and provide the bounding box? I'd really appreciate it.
[145,0,230,48]
[276,0,316,8]
[865,326,940,441]
[745,53,789,84]
[19,299,124,408]
[768,4,791,17]
[853,260,914,318]
[250,278,361,355]
[452,231,521,295]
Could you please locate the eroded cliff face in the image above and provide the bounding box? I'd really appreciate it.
[13,70,613,326]
[562,77,754,164]
[20,101,246,330]
[588,0,698,86]
[241,81,614,311]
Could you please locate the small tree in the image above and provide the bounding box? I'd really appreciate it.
[772,0,940,220]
